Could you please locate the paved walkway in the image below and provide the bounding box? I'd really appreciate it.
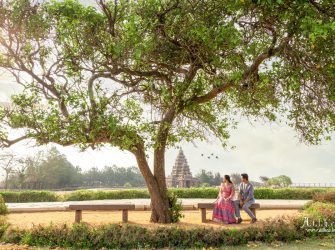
[6,199,310,212]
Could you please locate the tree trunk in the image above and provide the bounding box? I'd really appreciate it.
[132,144,171,223]
[132,106,177,223]
[4,175,8,189]
[152,144,170,223]
[148,107,176,222]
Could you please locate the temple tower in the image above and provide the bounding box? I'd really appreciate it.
[166,148,199,188]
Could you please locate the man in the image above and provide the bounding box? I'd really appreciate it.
[234,173,257,224]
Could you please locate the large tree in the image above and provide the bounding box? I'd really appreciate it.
[0,0,334,222]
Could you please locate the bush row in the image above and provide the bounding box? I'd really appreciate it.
[253,188,332,200]
[0,217,311,249]
[1,188,334,203]
[0,191,59,203]
[170,187,333,200]
[63,189,150,201]
[313,191,335,204]
[64,188,334,201]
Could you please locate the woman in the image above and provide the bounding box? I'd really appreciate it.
[212,175,236,224]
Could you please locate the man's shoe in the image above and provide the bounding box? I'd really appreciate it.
[237,218,242,224]
[251,218,257,224]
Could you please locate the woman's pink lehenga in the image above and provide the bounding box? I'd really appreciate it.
[212,183,236,224]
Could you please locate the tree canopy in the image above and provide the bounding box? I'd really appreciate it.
[0,0,334,223]
[0,0,334,149]
[267,175,293,187]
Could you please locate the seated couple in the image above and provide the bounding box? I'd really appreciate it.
[212,173,257,224]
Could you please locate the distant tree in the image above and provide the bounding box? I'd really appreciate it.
[267,175,292,187]
[267,178,280,187]
[83,167,102,187]
[196,170,224,186]
[23,151,44,189]
[37,147,81,189]
[82,165,145,187]
[196,170,214,186]
[124,182,132,188]
[230,173,242,186]
[213,172,222,186]
[13,160,27,189]
[0,152,17,189]
[8,147,81,189]
[259,176,270,185]
[5,148,145,189]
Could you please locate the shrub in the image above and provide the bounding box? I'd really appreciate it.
[0,191,59,203]
[0,217,311,249]
[305,201,335,221]
[0,217,9,239]
[0,195,8,215]
[167,192,184,223]
[313,191,335,203]
[124,182,132,188]
[2,227,27,244]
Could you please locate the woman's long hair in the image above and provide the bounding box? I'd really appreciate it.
[224,175,233,184]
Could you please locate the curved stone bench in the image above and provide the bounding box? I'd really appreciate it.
[197,202,260,223]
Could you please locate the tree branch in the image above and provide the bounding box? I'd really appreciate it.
[188,33,293,105]
[308,0,334,17]
[189,83,235,104]
[0,135,28,148]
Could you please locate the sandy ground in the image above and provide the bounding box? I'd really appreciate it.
[5,209,300,229]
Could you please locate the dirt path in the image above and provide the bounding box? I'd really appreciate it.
[6,209,300,229]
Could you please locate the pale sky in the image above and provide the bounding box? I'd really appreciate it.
[0,0,334,183]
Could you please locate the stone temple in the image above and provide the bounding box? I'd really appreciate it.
[166,148,199,188]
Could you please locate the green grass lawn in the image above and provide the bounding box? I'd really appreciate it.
[219,237,335,250]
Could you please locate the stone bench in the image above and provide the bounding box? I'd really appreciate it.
[68,204,135,223]
[197,202,260,223]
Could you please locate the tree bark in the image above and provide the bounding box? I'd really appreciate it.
[151,147,170,223]
[132,143,171,223]
[150,108,176,222]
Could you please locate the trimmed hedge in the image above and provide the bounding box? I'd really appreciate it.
[254,188,332,200]
[1,217,311,249]
[63,189,150,201]
[63,188,335,201]
[0,191,59,203]
[1,188,334,203]
[171,187,335,200]
[169,187,218,198]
